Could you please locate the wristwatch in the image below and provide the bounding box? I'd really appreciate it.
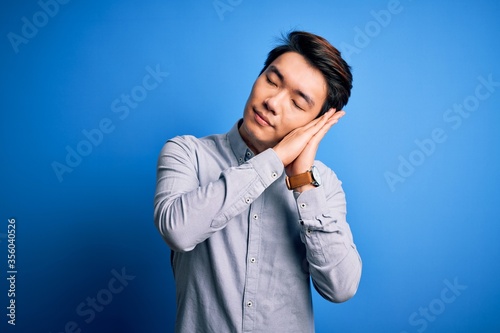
[285,166,322,190]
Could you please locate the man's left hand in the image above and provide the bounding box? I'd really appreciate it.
[273,108,345,191]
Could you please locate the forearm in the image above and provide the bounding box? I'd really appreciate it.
[304,221,362,303]
[295,169,362,302]
[154,139,283,252]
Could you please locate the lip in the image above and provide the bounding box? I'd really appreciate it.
[253,108,272,127]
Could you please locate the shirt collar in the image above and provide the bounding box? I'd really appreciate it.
[228,119,255,165]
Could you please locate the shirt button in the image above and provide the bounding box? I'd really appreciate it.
[253,214,258,220]
[246,151,252,157]
[246,301,253,307]
[300,203,307,209]
[245,198,251,204]
[271,172,277,178]
[239,157,243,163]
[250,257,256,263]
[306,229,312,235]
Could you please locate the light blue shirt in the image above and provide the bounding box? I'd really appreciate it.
[154,120,362,333]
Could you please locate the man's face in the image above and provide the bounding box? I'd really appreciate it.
[239,51,327,153]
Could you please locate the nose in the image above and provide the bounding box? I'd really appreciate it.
[264,90,286,115]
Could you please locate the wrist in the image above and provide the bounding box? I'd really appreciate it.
[271,146,287,167]
[285,166,322,190]
[294,183,315,193]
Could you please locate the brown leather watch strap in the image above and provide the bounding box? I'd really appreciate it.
[285,171,313,190]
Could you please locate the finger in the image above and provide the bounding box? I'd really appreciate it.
[304,109,337,133]
[308,111,345,145]
[313,110,343,135]
[330,110,345,121]
[299,110,332,132]
[285,108,341,142]
[327,108,336,116]
[324,111,345,129]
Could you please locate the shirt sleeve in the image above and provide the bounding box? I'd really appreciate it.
[294,161,362,303]
[154,136,283,252]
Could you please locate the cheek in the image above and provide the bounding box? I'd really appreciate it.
[281,113,315,132]
[244,85,260,115]
[250,76,270,99]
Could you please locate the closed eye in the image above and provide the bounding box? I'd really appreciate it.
[266,75,277,87]
[293,100,304,111]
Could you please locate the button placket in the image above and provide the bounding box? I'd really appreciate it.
[243,196,261,331]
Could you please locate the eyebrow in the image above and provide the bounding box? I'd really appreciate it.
[268,65,315,108]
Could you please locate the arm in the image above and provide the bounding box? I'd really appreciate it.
[153,136,283,252]
[273,109,361,302]
[295,165,362,303]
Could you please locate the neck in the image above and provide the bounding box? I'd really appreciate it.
[238,121,266,155]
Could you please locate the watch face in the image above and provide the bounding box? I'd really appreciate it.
[311,166,321,186]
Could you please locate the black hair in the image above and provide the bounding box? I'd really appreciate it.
[260,31,353,116]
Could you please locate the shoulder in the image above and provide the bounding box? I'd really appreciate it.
[314,160,343,190]
[315,160,340,181]
[159,132,233,178]
[163,132,227,153]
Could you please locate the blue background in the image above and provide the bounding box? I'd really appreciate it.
[1,0,500,332]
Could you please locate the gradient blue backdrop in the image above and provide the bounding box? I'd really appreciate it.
[1,1,500,332]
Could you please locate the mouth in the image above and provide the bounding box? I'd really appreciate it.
[253,108,272,127]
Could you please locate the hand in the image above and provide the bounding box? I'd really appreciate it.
[273,109,345,188]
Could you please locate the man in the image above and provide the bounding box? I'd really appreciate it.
[154,31,362,333]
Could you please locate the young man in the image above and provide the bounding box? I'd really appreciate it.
[154,31,362,333]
